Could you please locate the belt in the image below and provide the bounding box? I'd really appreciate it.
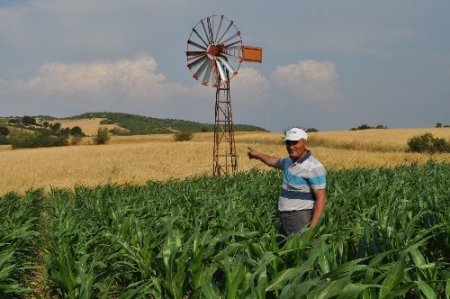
[279,209,311,214]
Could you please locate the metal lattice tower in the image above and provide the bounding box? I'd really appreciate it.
[186,15,262,176]
[214,82,237,175]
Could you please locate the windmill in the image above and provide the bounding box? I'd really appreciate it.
[186,14,262,176]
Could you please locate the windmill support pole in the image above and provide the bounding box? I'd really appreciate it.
[213,83,237,176]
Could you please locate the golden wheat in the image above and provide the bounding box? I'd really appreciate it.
[309,128,450,152]
[1,129,450,195]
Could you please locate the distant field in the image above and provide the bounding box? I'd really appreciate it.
[309,128,450,152]
[1,129,450,195]
[49,118,124,136]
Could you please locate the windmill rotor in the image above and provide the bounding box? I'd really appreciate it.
[186,15,243,87]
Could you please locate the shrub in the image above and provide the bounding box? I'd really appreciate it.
[0,135,9,145]
[9,130,68,149]
[174,131,193,141]
[407,133,450,154]
[0,126,9,136]
[94,127,110,145]
[70,135,83,145]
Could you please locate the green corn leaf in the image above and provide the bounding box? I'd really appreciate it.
[322,257,369,280]
[202,265,222,299]
[318,242,330,274]
[337,283,380,299]
[409,247,426,268]
[266,267,305,292]
[256,268,268,299]
[446,278,450,299]
[378,255,407,299]
[416,280,437,299]
[307,276,351,299]
[226,259,247,299]
[280,279,319,299]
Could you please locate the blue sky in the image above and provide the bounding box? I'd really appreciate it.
[1,0,449,131]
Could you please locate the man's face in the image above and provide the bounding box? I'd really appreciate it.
[285,139,307,161]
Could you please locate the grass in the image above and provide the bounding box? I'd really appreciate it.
[1,130,450,196]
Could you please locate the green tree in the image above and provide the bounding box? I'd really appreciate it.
[50,122,61,134]
[70,126,83,136]
[22,116,36,126]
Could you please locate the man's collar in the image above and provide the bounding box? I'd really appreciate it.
[292,150,311,164]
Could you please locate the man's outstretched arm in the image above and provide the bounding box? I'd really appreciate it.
[247,147,282,169]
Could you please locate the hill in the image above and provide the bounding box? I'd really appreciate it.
[67,112,267,135]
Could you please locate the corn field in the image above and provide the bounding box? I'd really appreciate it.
[0,161,449,298]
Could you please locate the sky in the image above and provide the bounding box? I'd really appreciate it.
[1,0,449,132]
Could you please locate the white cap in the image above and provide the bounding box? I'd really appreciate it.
[284,128,308,141]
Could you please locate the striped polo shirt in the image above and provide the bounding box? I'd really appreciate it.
[278,150,326,212]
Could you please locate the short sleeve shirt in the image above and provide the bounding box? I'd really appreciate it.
[278,150,326,211]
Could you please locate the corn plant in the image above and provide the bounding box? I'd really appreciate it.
[0,190,43,297]
[4,161,450,298]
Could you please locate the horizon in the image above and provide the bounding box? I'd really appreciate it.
[2,111,448,133]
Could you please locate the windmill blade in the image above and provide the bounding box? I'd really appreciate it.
[221,31,241,46]
[219,51,241,60]
[216,60,228,83]
[224,45,242,50]
[214,15,224,44]
[200,19,212,44]
[187,55,207,70]
[207,16,214,44]
[186,50,206,59]
[221,46,242,58]
[192,28,209,47]
[202,61,213,86]
[188,39,207,50]
[224,39,242,49]
[193,58,210,80]
[217,56,237,75]
[217,19,234,44]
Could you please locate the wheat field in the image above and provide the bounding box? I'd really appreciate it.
[1,129,450,195]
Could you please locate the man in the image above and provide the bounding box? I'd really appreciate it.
[247,128,327,236]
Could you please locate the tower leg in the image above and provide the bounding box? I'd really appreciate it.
[213,83,237,176]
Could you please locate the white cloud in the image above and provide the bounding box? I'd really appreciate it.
[22,55,189,102]
[233,67,270,105]
[271,60,340,104]
[0,55,213,118]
